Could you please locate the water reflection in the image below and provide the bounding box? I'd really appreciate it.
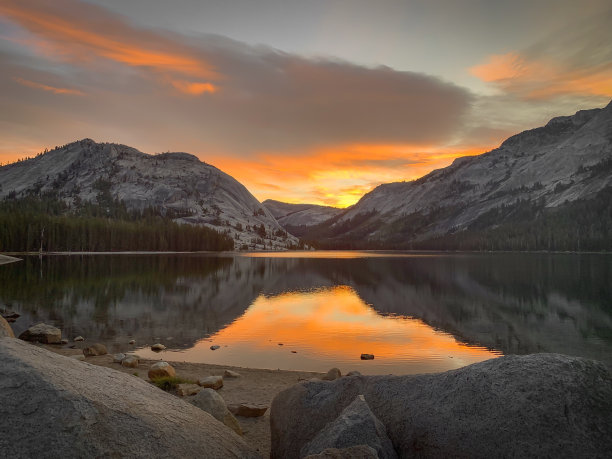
[1,252,611,374]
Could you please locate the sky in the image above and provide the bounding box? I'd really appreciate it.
[0,0,611,207]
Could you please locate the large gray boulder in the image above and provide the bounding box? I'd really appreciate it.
[271,354,612,458]
[0,316,14,338]
[301,395,396,459]
[0,338,259,458]
[189,388,243,436]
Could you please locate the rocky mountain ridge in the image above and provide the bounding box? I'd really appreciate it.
[0,139,299,250]
[305,100,612,248]
[262,199,342,233]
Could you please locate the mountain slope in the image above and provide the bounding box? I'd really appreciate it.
[262,199,342,234]
[0,139,298,250]
[304,101,612,249]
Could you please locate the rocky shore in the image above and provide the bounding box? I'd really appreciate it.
[2,318,611,458]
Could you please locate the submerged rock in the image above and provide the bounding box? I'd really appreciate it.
[18,323,61,344]
[148,362,175,379]
[0,337,258,458]
[301,395,396,459]
[83,343,107,357]
[189,389,243,436]
[199,375,223,390]
[271,354,612,458]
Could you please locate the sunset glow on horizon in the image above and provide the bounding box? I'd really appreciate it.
[1,0,610,206]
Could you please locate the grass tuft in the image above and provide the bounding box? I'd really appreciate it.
[150,376,195,391]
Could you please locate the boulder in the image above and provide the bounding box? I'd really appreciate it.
[304,445,378,458]
[322,368,341,381]
[148,362,175,380]
[60,339,69,345]
[18,323,61,344]
[177,384,202,397]
[199,375,223,390]
[129,339,136,345]
[113,353,126,363]
[360,354,374,360]
[0,316,14,338]
[271,354,612,459]
[228,404,268,418]
[189,389,243,436]
[73,336,84,342]
[151,343,166,351]
[210,345,220,350]
[346,371,362,377]
[224,369,241,378]
[1,310,20,320]
[0,337,258,458]
[83,343,107,357]
[301,395,396,459]
[121,356,139,368]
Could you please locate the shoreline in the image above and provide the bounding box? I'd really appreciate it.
[43,344,323,457]
[0,254,21,265]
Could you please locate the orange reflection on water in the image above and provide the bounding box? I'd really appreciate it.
[165,285,501,374]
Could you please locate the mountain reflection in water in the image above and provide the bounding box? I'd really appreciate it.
[1,252,611,374]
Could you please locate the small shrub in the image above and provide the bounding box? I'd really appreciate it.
[150,376,195,392]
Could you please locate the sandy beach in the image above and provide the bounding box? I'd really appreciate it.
[44,345,323,457]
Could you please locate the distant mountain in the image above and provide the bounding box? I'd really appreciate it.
[303,101,612,250]
[0,139,299,250]
[262,199,342,236]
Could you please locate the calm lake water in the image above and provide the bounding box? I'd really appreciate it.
[1,251,611,374]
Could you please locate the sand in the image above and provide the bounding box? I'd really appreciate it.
[43,345,323,457]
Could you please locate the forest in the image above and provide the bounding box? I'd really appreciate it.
[0,194,234,252]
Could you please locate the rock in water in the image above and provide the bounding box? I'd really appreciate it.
[189,389,243,436]
[148,362,176,379]
[210,345,220,350]
[271,354,612,458]
[301,395,397,459]
[322,368,341,381]
[199,376,224,390]
[0,337,258,458]
[0,316,14,338]
[128,339,136,345]
[121,356,139,368]
[228,404,268,418]
[83,343,107,357]
[304,445,378,458]
[360,354,374,360]
[18,323,61,344]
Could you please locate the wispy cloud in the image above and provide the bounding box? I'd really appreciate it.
[13,76,83,95]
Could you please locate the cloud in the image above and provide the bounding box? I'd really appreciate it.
[13,76,83,95]
[470,8,612,101]
[0,0,473,156]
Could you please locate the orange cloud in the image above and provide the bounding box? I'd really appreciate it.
[210,143,491,207]
[471,51,612,100]
[170,80,218,95]
[0,0,218,91]
[13,76,83,95]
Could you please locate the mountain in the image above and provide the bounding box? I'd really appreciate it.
[262,199,342,236]
[303,101,612,250]
[0,139,299,250]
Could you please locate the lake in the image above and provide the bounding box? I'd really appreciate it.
[1,251,611,374]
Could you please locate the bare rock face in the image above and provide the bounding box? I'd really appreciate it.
[271,354,612,458]
[82,343,107,356]
[18,323,61,344]
[0,338,259,458]
[304,445,378,459]
[0,316,14,338]
[189,388,243,436]
[301,395,397,459]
